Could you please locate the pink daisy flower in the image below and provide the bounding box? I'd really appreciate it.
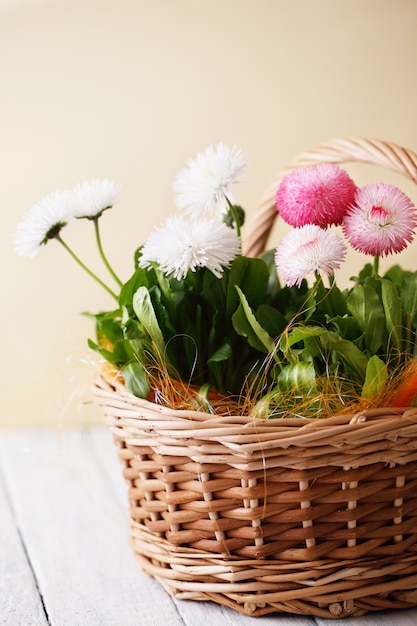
[275,224,347,287]
[343,183,417,256]
[276,163,357,228]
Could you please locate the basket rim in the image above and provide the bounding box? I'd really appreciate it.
[92,371,417,425]
[92,372,417,463]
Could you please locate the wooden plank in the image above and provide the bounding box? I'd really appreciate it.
[0,454,49,626]
[0,428,185,626]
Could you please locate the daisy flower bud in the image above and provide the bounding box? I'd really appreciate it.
[14,190,75,258]
[173,143,248,217]
[343,183,417,256]
[139,215,241,280]
[276,163,357,228]
[71,178,122,219]
[275,224,347,287]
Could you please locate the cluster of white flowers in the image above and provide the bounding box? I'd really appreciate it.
[14,144,246,283]
[139,143,246,279]
[14,179,121,258]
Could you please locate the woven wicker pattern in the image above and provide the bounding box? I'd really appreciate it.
[92,138,417,618]
[93,374,417,618]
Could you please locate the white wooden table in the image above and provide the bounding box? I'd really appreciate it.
[2,428,417,626]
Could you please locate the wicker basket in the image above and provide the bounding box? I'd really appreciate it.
[92,137,417,619]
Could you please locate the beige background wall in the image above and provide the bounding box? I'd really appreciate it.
[2,0,417,427]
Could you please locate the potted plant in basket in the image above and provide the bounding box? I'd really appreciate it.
[13,138,417,619]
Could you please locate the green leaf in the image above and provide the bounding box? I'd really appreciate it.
[399,273,417,356]
[320,331,368,382]
[123,316,146,340]
[232,305,269,354]
[361,355,388,399]
[400,273,417,326]
[119,267,150,308]
[208,343,233,363]
[260,248,281,298]
[121,361,150,398]
[112,339,142,363]
[202,266,228,315]
[87,338,119,364]
[232,286,275,354]
[384,264,410,285]
[315,277,347,318]
[148,284,176,335]
[132,286,165,356]
[227,256,269,316]
[256,304,287,339]
[134,245,144,268]
[154,268,178,321]
[276,362,318,395]
[380,277,403,353]
[88,333,147,367]
[274,281,312,322]
[90,316,124,348]
[351,263,373,284]
[207,343,233,390]
[328,315,362,340]
[277,326,326,366]
[347,282,387,353]
[279,326,326,352]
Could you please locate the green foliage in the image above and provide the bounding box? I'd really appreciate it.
[87,253,417,417]
[361,355,388,399]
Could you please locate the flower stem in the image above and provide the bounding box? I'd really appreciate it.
[373,255,380,276]
[226,198,241,238]
[56,234,118,301]
[93,217,123,287]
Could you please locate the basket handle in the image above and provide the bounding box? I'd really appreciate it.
[243,137,417,258]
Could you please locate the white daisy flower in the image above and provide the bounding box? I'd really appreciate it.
[14,190,75,258]
[275,224,347,287]
[71,178,121,219]
[139,215,241,280]
[173,143,247,217]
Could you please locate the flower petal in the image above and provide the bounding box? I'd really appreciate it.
[71,178,121,219]
[173,143,247,218]
[275,224,347,287]
[14,190,74,258]
[343,183,417,256]
[139,215,241,279]
[276,164,357,228]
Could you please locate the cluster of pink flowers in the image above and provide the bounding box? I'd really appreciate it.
[274,163,417,287]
